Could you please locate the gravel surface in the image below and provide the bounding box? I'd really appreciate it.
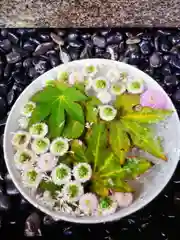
[1,0,180,27]
[0,28,180,238]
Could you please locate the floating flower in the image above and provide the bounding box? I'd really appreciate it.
[79,193,98,215]
[50,137,69,156]
[68,71,84,85]
[84,64,98,77]
[107,69,120,83]
[31,137,50,155]
[29,123,48,139]
[57,71,69,82]
[113,192,133,208]
[62,180,84,202]
[14,149,35,170]
[21,101,36,117]
[99,105,117,121]
[12,131,31,149]
[92,77,109,92]
[127,79,144,94]
[73,163,92,183]
[97,91,112,104]
[51,163,71,185]
[110,82,126,95]
[140,89,167,109]
[98,196,118,216]
[18,117,29,129]
[37,153,58,172]
[22,168,42,188]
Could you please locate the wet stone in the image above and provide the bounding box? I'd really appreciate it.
[0,194,11,211]
[149,52,162,68]
[33,42,54,56]
[6,181,19,196]
[92,35,106,48]
[24,212,42,237]
[7,32,19,44]
[0,39,12,52]
[6,52,21,64]
[43,215,55,226]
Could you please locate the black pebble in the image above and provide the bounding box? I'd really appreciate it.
[33,42,54,56]
[6,181,19,196]
[6,52,21,64]
[0,83,7,97]
[0,39,12,52]
[3,64,12,79]
[49,55,60,67]
[69,40,83,49]
[149,52,162,68]
[39,33,51,42]
[7,89,16,106]
[139,41,152,55]
[106,32,123,44]
[93,35,106,48]
[34,60,48,74]
[0,194,11,211]
[43,215,55,226]
[173,88,180,102]
[23,41,36,52]
[67,32,79,42]
[24,212,42,237]
[0,97,7,120]
[164,75,179,88]
[128,52,141,65]
[7,32,19,44]
[23,58,33,69]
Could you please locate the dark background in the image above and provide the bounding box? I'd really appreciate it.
[0,28,180,239]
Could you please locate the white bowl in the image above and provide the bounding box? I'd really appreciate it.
[3,59,180,224]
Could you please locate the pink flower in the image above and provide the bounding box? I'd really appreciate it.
[140,89,167,109]
[79,193,98,215]
[113,192,133,208]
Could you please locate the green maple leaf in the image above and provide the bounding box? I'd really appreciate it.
[121,120,167,160]
[30,84,88,137]
[29,103,51,125]
[109,121,131,165]
[62,116,84,139]
[85,96,101,124]
[48,101,65,138]
[122,107,173,123]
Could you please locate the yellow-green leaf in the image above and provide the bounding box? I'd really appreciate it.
[70,140,90,163]
[64,102,84,124]
[109,121,131,165]
[64,87,88,102]
[123,157,153,178]
[105,178,134,192]
[62,117,84,139]
[122,107,173,123]
[115,93,140,113]
[91,179,109,197]
[122,120,167,160]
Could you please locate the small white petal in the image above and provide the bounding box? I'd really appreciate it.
[37,153,57,172]
[110,82,126,95]
[126,79,144,94]
[99,105,117,121]
[83,64,98,77]
[72,163,92,183]
[97,91,112,104]
[98,196,118,216]
[31,137,50,155]
[12,131,31,149]
[79,193,98,215]
[18,117,29,129]
[21,101,36,117]
[107,69,120,83]
[29,123,48,139]
[68,71,84,85]
[51,163,71,185]
[14,149,35,170]
[50,137,69,156]
[22,168,42,188]
[113,192,133,207]
[62,181,84,202]
[92,77,109,92]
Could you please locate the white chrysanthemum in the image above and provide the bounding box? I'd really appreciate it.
[21,168,42,188]
[37,153,58,172]
[37,190,56,209]
[57,71,69,82]
[79,193,98,215]
[51,163,71,185]
[18,117,29,129]
[92,77,109,92]
[84,77,93,91]
[98,196,118,216]
[31,137,50,155]
[126,79,144,94]
[83,64,98,77]
[73,163,92,183]
[107,69,120,83]
[99,105,117,121]
[12,131,31,149]
[29,123,48,139]
[110,82,126,95]
[97,91,112,104]
[21,101,36,117]
[14,149,35,170]
[68,71,84,85]
[113,192,133,208]
[50,137,69,156]
[62,181,84,202]
[120,72,128,82]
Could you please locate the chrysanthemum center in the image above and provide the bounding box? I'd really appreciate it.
[69,184,78,198]
[78,166,88,178]
[56,168,68,179]
[96,80,106,89]
[27,170,37,182]
[104,107,113,116]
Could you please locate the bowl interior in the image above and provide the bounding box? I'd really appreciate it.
[3,59,180,224]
